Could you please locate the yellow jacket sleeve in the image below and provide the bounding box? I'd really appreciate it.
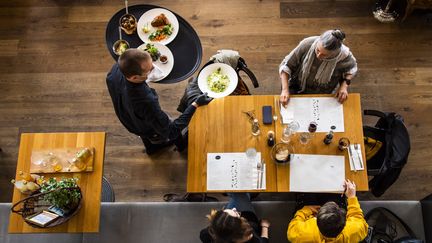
[287,206,318,242]
[342,197,369,242]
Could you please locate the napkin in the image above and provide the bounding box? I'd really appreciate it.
[348,144,365,171]
[146,64,164,83]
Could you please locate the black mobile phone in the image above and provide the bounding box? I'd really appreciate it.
[262,106,273,125]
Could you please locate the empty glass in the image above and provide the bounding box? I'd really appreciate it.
[299,132,311,145]
[299,121,318,145]
[245,148,257,161]
[281,120,300,143]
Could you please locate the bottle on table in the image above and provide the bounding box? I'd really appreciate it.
[323,126,336,145]
[267,131,275,146]
[251,119,261,136]
[70,147,92,171]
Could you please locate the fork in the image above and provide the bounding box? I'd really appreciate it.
[354,144,363,169]
[256,161,262,189]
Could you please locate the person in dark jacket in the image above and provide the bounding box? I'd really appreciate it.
[200,193,270,243]
[106,48,212,154]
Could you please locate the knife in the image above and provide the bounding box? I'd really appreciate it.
[259,161,265,189]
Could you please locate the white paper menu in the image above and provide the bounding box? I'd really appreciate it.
[280,97,345,132]
[289,154,345,192]
[207,153,266,190]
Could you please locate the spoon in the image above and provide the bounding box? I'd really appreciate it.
[118,26,122,40]
[125,0,129,14]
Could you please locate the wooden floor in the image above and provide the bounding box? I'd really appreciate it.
[1,0,431,202]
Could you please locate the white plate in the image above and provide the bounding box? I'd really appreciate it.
[137,8,179,45]
[198,63,238,98]
[138,42,174,82]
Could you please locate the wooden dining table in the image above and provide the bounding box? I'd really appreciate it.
[8,132,106,233]
[187,94,368,193]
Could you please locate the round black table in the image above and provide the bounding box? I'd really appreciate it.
[105,4,202,84]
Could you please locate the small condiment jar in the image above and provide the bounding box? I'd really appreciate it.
[267,131,275,147]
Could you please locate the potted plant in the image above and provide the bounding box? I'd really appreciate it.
[40,177,82,216]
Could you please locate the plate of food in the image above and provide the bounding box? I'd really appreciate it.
[138,42,174,82]
[137,8,179,45]
[198,63,238,98]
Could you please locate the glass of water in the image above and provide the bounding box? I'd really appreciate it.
[281,120,300,143]
[245,148,257,161]
[299,132,311,145]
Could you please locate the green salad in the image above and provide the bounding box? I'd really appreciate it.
[207,68,230,93]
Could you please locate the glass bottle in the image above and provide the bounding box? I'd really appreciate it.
[323,126,336,145]
[267,131,275,146]
[251,119,261,136]
[70,148,92,171]
[281,125,292,143]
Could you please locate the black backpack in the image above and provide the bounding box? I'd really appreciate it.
[363,110,410,197]
[363,207,423,243]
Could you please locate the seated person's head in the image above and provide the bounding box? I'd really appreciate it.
[207,208,253,243]
[118,49,153,82]
[317,202,347,238]
[316,29,346,60]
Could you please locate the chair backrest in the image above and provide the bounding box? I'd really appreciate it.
[101,176,115,202]
[204,50,259,92]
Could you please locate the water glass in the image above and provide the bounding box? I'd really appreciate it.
[245,148,257,161]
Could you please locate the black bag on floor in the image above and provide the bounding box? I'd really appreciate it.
[363,207,423,243]
[363,110,410,197]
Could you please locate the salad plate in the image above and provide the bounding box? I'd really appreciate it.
[138,42,174,82]
[137,8,179,45]
[198,63,238,98]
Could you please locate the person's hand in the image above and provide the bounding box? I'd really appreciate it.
[335,83,349,103]
[344,179,356,198]
[260,219,271,228]
[280,89,290,107]
[308,205,321,216]
[193,93,213,107]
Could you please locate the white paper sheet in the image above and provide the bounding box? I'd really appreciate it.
[280,97,344,132]
[206,152,266,190]
[289,154,345,192]
[348,144,365,171]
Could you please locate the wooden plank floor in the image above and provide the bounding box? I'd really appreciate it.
[0,0,431,202]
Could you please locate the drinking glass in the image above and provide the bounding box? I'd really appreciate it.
[338,137,350,151]
[245,148,257,161]
[299,132,311,145]
[281,120,300,143]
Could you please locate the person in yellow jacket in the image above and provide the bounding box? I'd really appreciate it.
[287,179,368,242]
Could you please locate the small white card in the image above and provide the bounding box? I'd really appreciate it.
[348,144,365,171]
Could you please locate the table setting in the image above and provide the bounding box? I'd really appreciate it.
[187,94,368,193]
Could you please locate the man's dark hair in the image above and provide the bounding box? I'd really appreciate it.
[118,49,151,78]
[317,201,347,238]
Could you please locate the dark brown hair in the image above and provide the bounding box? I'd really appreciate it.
[118,49,151,78]
[207,209,253,243]
[317,202,347,238]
